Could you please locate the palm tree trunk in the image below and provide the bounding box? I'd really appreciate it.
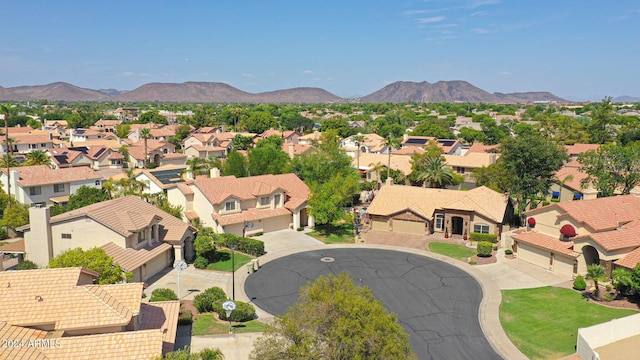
[4,115,10,207]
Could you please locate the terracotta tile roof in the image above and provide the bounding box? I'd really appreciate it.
[0,267,98,289]
[184,211,199,221]
[131,139,174,152]
[1,165,102,187]
[186,144,227,152]
[366,185,508,223]
[0,238,25,253]
[95,119,123,126]
[6,126,35,134]
[139,301,180,354]
[150,128,175,138]
[564,143,600,156]
[193,173,309,209]
[512,230,580,257]
[443,153,496,168]
[355,153,413,174]
[576,227,640,251]
[47,148,84,165]
[162,152,187,160]
[0,322,48,360]
[213,207,292,226]
[60,139,123,149]
[553,195,640,232]
[176,182,194,195]
[392,147,422,155]
[43,329,163,360]
[11,133,53,145]
[19,196,193,243]
[614,247,640,269]
[282,143,312,156]
[554,165,588,192]
[101,241,173,272]
[466,143,499,153]
[109,151,124,160]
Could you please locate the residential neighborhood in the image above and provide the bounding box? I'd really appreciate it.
[0,98,640,360]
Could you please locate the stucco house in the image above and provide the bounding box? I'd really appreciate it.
[509,192,640,278]
[17,196,197,282]
[0,165,104,206]
[167,173,313,235]
[134,165,188,195]
[182,133,235,159]
[0,267,179,359]
[366,184,512,237]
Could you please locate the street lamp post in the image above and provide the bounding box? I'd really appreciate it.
[230,245,235,301]
[173,260,187,299]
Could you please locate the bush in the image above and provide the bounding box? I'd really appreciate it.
[469,259,477,265]
[573,275,587,291]
[469,232,498,243]
[605,285,612,292]
[178,305,193,325]
[216,233,265,256]
[150,288,179,302]
[492,245,499,251]
[297,227,304,231]
[214,300,256,322]
[603,292,615,301]
[0,227,7,240]
[193,287,227,313]
[477,241,492,257]
[16,260,38,270]
[504,249,513,255]
[193,256,208,269]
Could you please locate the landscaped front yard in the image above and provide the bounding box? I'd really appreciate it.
[307,223,356,244]
[192,314,269,335]
[428,242,476,260]
[205,249,253,271]
[500,286,637,359]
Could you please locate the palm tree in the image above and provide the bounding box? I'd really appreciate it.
[230,107,243,132]
[418,156,454,188]
[1,105,11,207]
[185,157,206,178]
[368,161,385,189]
[139,128,151,168]
[587,264,606,298]
[382,134,400,180]
[25,150,51,166]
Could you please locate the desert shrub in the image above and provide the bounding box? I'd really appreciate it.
[469,259,477,265]
[469,232,498,243]
[605,285,612,292]
[573,275,587,291]
[603,292,615,301]
[150,288,178,302]
[193,286,227,313]
[477,241,492,257]
[214,300,256,322]
[492,245,498,251]
[504,249,513,255]
[193,256,208,269]
[16,260,38,270]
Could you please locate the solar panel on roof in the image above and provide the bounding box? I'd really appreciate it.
[405,138,428,145]
[94,148,106,157]
[53,155,69,164]
[439,140,455,146]
[69,147,89,154]
[150,168,187,185]
[74,129,86,134]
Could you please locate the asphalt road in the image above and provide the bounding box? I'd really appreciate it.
[245,248,502,360]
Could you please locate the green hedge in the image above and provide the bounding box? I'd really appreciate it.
[469,232,498,243]
[193,287,227,313]
[477,241,493,257]
[178,306,193,325]
[193,256,208,269]
[150,288,178,302]
[16,260,38,270]
[216,234,265,256]
[213,300,256,322]
[573,275,587,291]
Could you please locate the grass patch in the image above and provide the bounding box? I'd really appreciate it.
[205,250,253,272]
[192,314,269,335]
[307,223,355,244]
[500,286,637,359]
[428,242,476,260]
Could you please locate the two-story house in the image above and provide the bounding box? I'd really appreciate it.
[0,133,54,155]
[0,165,104,206]
[167,173,313,235]
[18,196,196,281]
[183,133,236,159]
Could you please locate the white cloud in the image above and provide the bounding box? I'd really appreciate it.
[303,70,314,75]
[501,71,512,76]
[467,0,500,8]
[472,28,489,34]
[417,16,445,23]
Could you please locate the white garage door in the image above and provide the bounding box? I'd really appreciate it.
[554,256,575,277]
[144,250,170,281]
[518,243,550,270]
[371,219,389,231]
[262,215,291,233]
[393,220,426,235]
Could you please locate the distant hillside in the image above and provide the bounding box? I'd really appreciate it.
[361,80,567,103]
[0,80,569,103]
[613,95,640,103]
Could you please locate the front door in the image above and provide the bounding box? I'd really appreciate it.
[451,216,463,235]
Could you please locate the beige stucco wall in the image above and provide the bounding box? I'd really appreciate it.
[191,186,216,228]
[548,183,577,203]
[49,218,126,258]
[529,207,591,238]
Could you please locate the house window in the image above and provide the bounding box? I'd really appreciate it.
[260,196,270,206]
[138,231,146,244]
[225,201,236,211]
[29,186,42,196]
[61,233,72,239]
[41,143,47,148]
[274,194,282,206]
[456,167,465,174]
[473,224,490,234]
[150,225,156,241]
[95,180,101,186]
[551,191,560,202]
[435,214,445,230]
[29,144,37,149]
[54,183,65,193]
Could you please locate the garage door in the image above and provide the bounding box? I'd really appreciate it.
[393,220,426,235]
[554,255,575,277]
[262,215,291,233]
[144,250,170,281]
[518,243,550,270]
[371,219,389,231]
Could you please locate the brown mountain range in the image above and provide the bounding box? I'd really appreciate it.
[0,80,567,103]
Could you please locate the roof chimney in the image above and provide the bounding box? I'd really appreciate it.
[582,186,598,201]
[288,143,295,158]
[210,167,221,178]
[630,186,640,197]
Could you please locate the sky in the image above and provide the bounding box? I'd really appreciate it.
[1,1,639,101]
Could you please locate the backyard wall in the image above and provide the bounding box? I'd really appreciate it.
[577,313,640,360]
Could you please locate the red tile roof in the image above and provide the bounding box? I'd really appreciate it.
[577,227,640,251]
[512,231,580,257]
[2,165,102,186]
[614,247,640,269]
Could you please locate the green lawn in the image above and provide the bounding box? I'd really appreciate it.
[500,286,637,360]
[307,223,356,244]
[428,242,476,260]
[205,250,253,271]
[192,314,269,335]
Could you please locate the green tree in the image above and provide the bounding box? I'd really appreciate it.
[458,127,486,144]
[25,150,51,166]
[578,143,640,197]
[115,124,131,139]
[417,156,455,188]
[499,134,568,222]
[247,143,290,176]
[67,186,110,210]
[472,163,511,193]
[319,117,352,138]
[587,264,606,298]
[139,111,168,125]
[232,134,255,151]
[412,121,454,139]
[223,151,248,177]
[588,97,617,144]
[48,247,130,284]
[241,111,277,134]
[0,203,29,229]
[140,128,152,168]
[157,346,224,360]
[480,118,508,145]
[250,272,416,360]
